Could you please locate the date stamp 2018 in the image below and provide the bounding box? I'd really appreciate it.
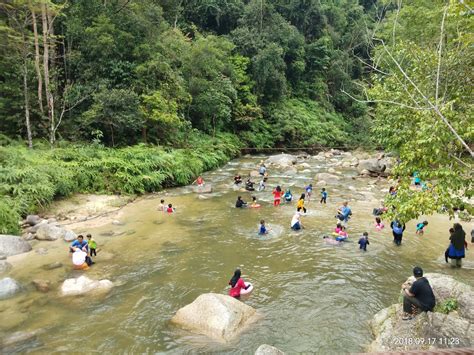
[392,337,460,346]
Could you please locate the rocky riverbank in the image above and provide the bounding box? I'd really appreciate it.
[368,273,474,352]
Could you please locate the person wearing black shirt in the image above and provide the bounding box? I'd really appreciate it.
[402,266,436,320]
[235,196,247,208]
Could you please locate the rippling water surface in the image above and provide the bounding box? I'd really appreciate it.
[3,154,473,353]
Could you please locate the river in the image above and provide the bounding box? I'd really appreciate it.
[2,152,473,353]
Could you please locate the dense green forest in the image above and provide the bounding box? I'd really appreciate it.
[1,0,377,148]
[0,0,472,233]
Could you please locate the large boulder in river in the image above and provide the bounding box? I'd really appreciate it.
[36,224,75,241]
[0,235,32,257]
[0,277,21,300]
[368,273,474,352]
[171,293,259,342]
[358,157,395,175]
[60,276,113,297]
[255,344,285,355]
[265,154,297,167]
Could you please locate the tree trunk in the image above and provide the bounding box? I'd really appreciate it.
[142,126,147,143]
[30,5,44,115]
[41,2,55,145]
[23,60,33,149]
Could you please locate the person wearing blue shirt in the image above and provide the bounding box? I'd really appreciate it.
[337,201,352,224]
[413,172,421,186]
[70,235,88,252]
[320,188,328,204]
[259,220,268,235]
[391,220,406,245]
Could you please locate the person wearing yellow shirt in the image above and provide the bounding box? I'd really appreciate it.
[296,193,307,213]
[87,234,97,257]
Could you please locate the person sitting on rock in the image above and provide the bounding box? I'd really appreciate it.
[228,269,250,299]
[401,266,435,320]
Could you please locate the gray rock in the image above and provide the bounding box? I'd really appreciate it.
[47,217,57,224]
[0,261,12,274]
[0,277,21,300]
[63,230,77,242]
[298,162,311,169]
[27,220,48,233]
[42,261,63,270]
[249,170,260,178]
[327,167,336,173]
[0,253,6,260]
[255,344,285,355]
[25,215,42,226]
[171,293,259,342]
[0,235,32,257]
[60,276,113,296]
[35,224,64,241]
[1,330,41,349]
[25,233,35,241]
[265,154,297,167]
[368,273,474,352]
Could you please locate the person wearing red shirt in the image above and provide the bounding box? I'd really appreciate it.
[228,269,250,299]
[272,185,282,207]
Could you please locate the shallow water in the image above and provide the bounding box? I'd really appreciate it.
[2,153,473,353]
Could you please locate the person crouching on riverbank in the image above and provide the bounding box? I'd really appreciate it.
[401,266,435,320]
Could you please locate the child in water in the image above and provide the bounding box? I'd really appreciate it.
[259,220,268,235]
[251,196,260,208]
[416,221,428,235]
[336,226,348,241]
[334,223,343,234]
[358,232,369,251]
[323,235,341,245]
[375,217,384,231]
[228,269,250,299]
[158,199,165,212]
[320,188,327,204]
[273,186,282,207]
[305,184,313,201]
[258,177,267,191]
[87,234,97,257]
[166,204,175,213]
[235,196,247,208]
[297,194,307,213]
[284,188,293,202]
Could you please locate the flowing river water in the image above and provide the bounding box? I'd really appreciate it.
[2,152,474,353]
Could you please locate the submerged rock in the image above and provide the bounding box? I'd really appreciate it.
[368,273,474,352]
[0,261,12,274]
[0,277,21,300]
[60,276,113,297]
[0,235,32,257]
[255,344,285,355]
[171,293,259,342]
[42,261,63,270]
[32,279,51,293]
[315,173,340,182]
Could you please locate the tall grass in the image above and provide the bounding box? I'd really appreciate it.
[0,133,241,234]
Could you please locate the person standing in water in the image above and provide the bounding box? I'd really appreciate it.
[273,185,282,207]
[284,188,293,202]
[192,176,204,186]
[259,163,267,177]
[337,201,352,224]
[305,184,313,201]
[358,232,369,251]
[446,223,467,267]
[158,199,166,212]
[228,269,250,299]
[259,220,268,235]
[320,188,327,204]
[391,220,406,245]
[297,193,307,213]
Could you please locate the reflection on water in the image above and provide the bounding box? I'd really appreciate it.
[2,154,473,353]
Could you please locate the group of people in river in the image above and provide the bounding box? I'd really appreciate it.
[69,234,98,270]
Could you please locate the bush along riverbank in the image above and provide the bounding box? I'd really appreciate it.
[0,133,242,235]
